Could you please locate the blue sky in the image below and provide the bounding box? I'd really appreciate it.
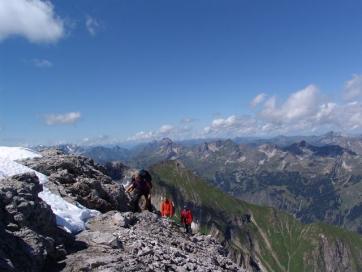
[1,0,362,145]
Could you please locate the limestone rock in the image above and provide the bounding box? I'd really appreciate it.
[63,211,244,271]
[0,173,71,271]
[23,152,130,213]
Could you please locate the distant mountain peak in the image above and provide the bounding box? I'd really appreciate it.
[160,137,174,145]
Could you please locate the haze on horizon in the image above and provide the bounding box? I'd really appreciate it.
[1,0,362,146]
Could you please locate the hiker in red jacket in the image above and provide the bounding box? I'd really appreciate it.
[160,197,175,218]
[180,205,193,234]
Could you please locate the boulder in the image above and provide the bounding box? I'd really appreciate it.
[0,173,71,271]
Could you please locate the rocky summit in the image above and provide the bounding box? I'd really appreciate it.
[64,211,243,272]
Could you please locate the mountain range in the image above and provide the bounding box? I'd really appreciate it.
[43,132,362,235]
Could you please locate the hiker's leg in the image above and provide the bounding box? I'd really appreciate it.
[184,224,188,233]
[147,194,152,211]
[144,192,152,212]
[186,224,192,234]
[130,189,142,212]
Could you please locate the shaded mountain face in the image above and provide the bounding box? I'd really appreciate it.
[147,160,362,272]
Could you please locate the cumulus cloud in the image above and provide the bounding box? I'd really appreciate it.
[343,74,362,101]
[31,58,53,68]
[129,131,155,141]
[129,124,189,142]
[159,124,174,134]
[128,74,362,141]
[250,93,266,108]
[204,115,258,137]
[203,76,362,137]
[0,0,64,43]
[260,85,320,124]
[85,15,100,36]
[45,112,81,125]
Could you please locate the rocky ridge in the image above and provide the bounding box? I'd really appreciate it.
[64,211,243,272]
[23,149,130,213]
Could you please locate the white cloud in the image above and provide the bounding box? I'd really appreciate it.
[159,124,174,134]
[260,85,320,124]
[129,123,191,142]
[85,15,100,36]
[0,0,64,43]
[204,115,258,137]
[343,74,362,101]
[128,131,155,141]
[45,112,81,125]
[203,76,362,137]
[32,58,53,68]
[128,74,362,141]
[250,93,266,108]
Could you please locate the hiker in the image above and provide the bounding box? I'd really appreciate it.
[160,197,175,218]
[127,169,153,212]
[180,205,193,234]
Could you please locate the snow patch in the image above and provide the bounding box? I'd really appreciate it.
[237,156,246,162]
[258,145,277,160]
[258,159,265,165]
[208,144,219,152]
[225,159,236,165]
[342,161,352,172]
[0,146,41,161]
[279,159,287,170]
[0,146,99,233]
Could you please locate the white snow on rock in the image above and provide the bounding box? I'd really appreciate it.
[342,160,352,172]
[0,146,99,234]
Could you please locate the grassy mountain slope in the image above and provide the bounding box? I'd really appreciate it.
[149,160,362,272]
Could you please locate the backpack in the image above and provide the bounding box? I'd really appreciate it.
[138,169,152,183]
[136,169,152,191]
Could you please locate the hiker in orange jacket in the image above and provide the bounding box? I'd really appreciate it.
[180,205,193,234]
[160,197,175,218]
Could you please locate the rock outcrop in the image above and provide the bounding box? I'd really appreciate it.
[63,211,243,272]
[0,173,71,272]
[23,150,130,213]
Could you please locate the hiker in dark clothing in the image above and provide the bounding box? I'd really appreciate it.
[181,205,193,234]
[127,169,153,212]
